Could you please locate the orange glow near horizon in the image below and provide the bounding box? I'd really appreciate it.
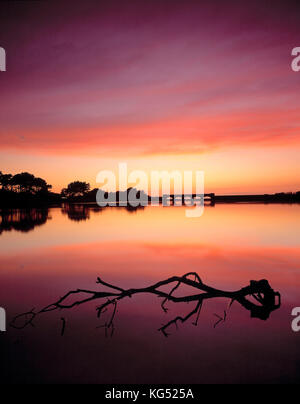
[1,144,299,194]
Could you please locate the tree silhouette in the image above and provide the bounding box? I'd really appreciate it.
[0,171,13,191]
[32,177,52,194]
[10,173,35,193]
[61,181,90,199]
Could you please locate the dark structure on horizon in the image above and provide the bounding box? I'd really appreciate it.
[164,191,300,206]
[1,170,299,207]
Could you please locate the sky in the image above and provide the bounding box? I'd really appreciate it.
[0,0,299,194]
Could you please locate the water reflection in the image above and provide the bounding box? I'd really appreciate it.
[0,208,49,234]
[0,203,299,384]
[0,204,147,234]
[61,204,92,222]
[60,203,145,222]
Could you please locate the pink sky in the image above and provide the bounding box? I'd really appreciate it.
[0,0,299,193]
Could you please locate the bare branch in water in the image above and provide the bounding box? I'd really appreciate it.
[10,273,281,337]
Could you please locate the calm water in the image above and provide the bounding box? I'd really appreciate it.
[0,204,299,383]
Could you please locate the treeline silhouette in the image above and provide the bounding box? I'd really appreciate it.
[0,171,51,193]
[61,181,147,205]
[0,172,146,208]
[1,170,300,208]
[0,171,60,207]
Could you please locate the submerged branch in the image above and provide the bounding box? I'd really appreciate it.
[10,273,281,337]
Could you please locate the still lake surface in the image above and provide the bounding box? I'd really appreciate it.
[0,203,299,383]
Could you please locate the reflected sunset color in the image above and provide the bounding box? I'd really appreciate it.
[0,204,299,383]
